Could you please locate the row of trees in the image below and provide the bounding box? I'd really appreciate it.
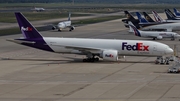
[0,0,180,4]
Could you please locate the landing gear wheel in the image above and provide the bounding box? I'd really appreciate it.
[171,38,175,41]
[95,58,99,61]
[83,59,87,62]
[90,58,95,62]
[58,29,61,31]
[82,57,99,62]
[155,60,159,64]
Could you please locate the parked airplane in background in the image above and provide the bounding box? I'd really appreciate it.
[143,12,155,22]
[52,12,75,32]
[165,9,180,20]
[152,11,166,22]
[136,12,180,31]
[166,9,180,18]
[121,11,140,28]
[32,7,45,12]
[7,12,173,63]
[152,10,180,23]
[129,22,180,40]
[174,8,180,17]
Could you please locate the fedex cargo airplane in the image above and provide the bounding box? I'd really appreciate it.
[7,12,173,62]
[128,22,180,40]
[52,12,75,32]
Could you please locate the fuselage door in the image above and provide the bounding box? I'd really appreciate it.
[153,45,157,51]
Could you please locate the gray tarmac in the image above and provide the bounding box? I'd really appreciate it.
[0,17,180,101]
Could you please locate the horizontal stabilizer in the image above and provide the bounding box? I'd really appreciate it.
[6,39,35,44]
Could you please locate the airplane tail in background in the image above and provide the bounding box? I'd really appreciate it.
[128,22,141,37]
[15,12,43,39]
[174,8,180,16]
[165,9,176,20]
[68,12,71,21]
[136,12,148,23]
[166,9,176,17]
[152,11,164,22]
[143,12,155,22]
[124,11,136,20]
[122,11,140,29]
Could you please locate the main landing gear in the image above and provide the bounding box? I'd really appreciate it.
[83,54,99,62]
[83,57,99,62]
[171,37,175,41]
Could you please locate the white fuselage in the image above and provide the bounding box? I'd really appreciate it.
[57,21,71,30]
[139,30,180,38]
[166,20,180,22]
[43,38,173,57]
[141,22,180,31]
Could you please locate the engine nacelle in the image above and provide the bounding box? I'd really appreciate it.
[157,36,163,40]
[101,50,118,61]
[71,26,75,30]
[52,26,56,30]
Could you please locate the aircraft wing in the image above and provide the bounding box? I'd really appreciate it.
[145,35,158,38]
[146,34,165,39]
[51,44,103,53]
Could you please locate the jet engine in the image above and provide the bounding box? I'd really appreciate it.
[69,26,75,31]
[52,26,56,30]
[101,50,118,61]
[157,36,163,40]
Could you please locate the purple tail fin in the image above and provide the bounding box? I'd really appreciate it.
[15,12,43,39]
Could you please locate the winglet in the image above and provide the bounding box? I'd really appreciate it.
[15,12,43,39]
[128,22,141,37]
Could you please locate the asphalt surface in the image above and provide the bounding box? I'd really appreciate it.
[0,13,180,101]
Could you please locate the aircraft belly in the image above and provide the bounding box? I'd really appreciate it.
[120,50,152,56]
[66,24,71,26]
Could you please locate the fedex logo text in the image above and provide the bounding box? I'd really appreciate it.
[21,27,32,31]
[122,42,149,51]
[105,54,114,57]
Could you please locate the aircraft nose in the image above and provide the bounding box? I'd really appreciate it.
[165,48,174,54]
